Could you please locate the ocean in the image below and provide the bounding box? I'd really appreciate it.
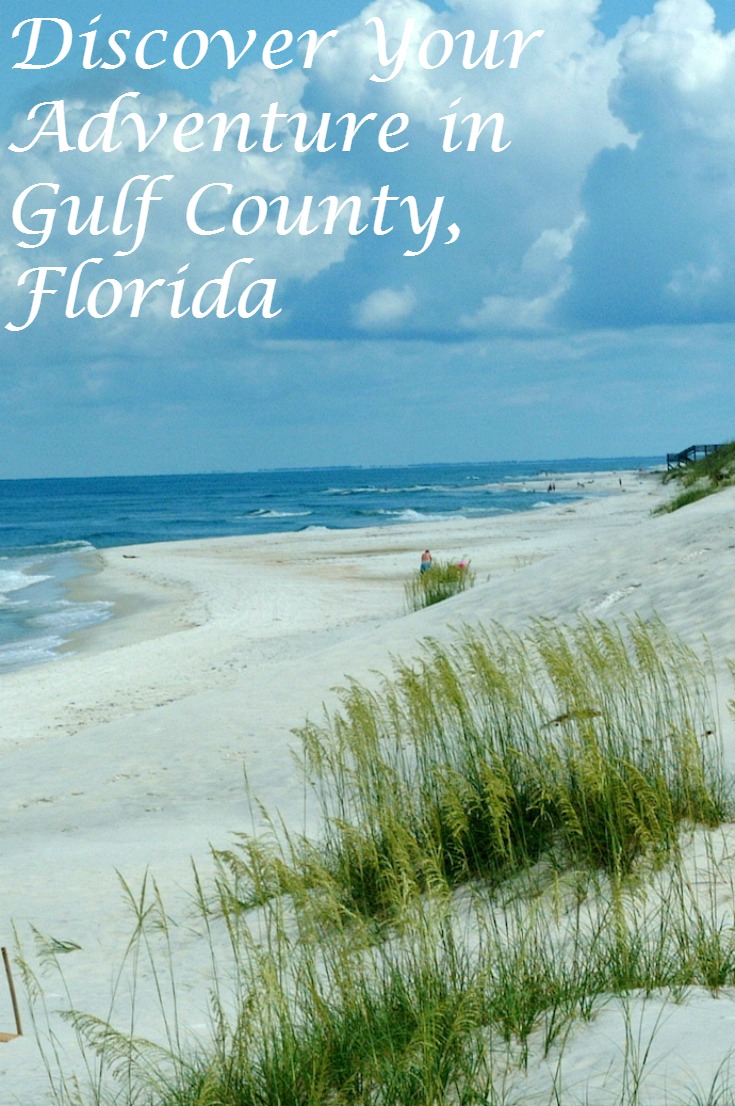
[0,457,658,673]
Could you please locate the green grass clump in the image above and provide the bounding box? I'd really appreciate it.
[316,619,726,913]
[234,617,728,922]
[658,442,735,513]
[657,485,722,513]
[404,559,476,611]
[29,841,735,1106]
[18,616,735,1106]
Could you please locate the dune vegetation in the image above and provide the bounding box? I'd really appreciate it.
[658,442,735,514]
[404,559,476,612]
[19,617,735,1106]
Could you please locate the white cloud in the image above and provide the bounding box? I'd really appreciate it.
[354,284,417,328]
[462,287,561,331]
[1,0,638,346]
[666,261,723,301]
[462,215,584,331]
[6,0,734,359]
[303,0,631,335]
[564,0,735,326]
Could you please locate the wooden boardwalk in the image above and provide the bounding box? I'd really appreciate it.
[666,444,722,471]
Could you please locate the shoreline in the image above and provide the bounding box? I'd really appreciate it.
[0,462,660,676]
[0,469,667,757]
[7,466,735,1102]
[60,546,199,656]
[55,466,663,661]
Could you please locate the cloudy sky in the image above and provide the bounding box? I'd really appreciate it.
[1,0,734,477]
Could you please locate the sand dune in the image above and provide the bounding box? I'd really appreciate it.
[3,468,735,1103]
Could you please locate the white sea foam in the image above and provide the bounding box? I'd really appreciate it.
[471,482,534,493]
[30,600,114,632]
[37,540,95,553]
[247,509,312,518]
[0,564,51,598]
[0,633,66,671]
[394,509,466,523]
[323,484,451,496]
[0,544,111,673]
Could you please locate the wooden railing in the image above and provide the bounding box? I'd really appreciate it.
[666,444,722,470]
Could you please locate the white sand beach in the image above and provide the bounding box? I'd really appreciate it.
[3,468,735,1104]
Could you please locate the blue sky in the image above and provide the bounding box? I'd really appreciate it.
[1,0,734,477]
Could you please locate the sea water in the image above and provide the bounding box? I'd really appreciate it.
[0,458,658,673]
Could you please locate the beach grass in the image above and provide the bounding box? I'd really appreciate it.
[404,559,476,611]
[25,839,735,1106]
[657,485,721,513]
[657,442,735,513]
[18,616,735,1106]
[282,617,727,919]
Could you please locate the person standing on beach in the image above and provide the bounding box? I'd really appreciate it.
[421,550,433,573]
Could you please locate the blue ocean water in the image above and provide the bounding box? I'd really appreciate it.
[0,457,659,672]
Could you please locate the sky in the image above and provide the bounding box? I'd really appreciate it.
[1,0,735,477]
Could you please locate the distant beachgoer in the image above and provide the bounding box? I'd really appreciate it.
[420,550,433,573]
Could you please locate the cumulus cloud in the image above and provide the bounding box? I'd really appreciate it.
[462,215,585,331]
[1,0,633,350]
[5,0,733,451]
[305,0,629,333]
[2,71,367,303]
[563,0,735,327]
[354,284,418,328]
